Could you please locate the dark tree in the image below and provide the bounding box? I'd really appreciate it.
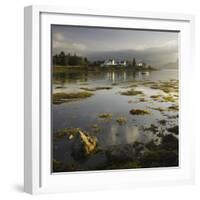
[59,51,66,65]
[53,51,89,67]
[84,57,88,64]
[132,58,136,67]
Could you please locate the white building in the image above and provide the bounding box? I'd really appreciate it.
[101,59,127,67]
[119,60,127,66]
[137,62,143,67]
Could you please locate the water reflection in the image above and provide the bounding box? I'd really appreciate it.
[53,70,89,84]
[53,69,143,85]
[100,124,152,147]
[109,125,140,145]
[53,69,177,87]
[124,126,139,144]
[137,71,150,80]
[106,71,130,83]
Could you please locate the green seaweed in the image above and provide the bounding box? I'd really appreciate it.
[150,107,166,112]
[56,127,81,139]
[98,113,112,118]
[168,105,179,111]
[150,95,163,101]
[150,80,178,93]
[129,109,150,115]
[144,124,158,133]
[121,89,143,96]
[53,91,94,104]
[80,86,112,91]
[116,117,127,125]
[80,87,96,91]
[162,95,176,102]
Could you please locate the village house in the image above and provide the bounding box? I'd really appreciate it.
[137,62,143,67]
[137,62,147,68]
[100,59,127,67]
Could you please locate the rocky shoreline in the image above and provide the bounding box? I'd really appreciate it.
[53,127,178,172]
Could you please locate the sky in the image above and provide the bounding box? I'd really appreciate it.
[52,25,179,67]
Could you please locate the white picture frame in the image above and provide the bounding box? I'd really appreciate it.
[24,5,195,194]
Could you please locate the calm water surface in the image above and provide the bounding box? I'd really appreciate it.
[52,69,178,166]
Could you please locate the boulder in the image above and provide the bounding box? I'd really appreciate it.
[71,131,97,161]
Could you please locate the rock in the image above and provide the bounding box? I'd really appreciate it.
[69,134,74,140]
[56,127,81,139]
[79,131,97,155]
[106,144,136,163]
[71,131,97,161]
[140,149,178,168]
[161,134,178,151]
[168,126,178,135]
[129,109,150,115]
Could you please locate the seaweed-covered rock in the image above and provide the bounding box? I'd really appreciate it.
[130,109,150,115]
[71,131,97,161]
[144,124,158,133]
[106,144,136,163]
[98,113,112,118]
[161,134,178,151]
[140,150,178,168]
[116,117,127,125]
[56,127,81,139]
[159,119,167,125]
[121,89,143,96]
[140,134,179,168]
[145,140,158,151]
[168,126,179,135]
[53,91,94,104]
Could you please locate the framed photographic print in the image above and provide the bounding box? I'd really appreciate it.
[24,5,195,194]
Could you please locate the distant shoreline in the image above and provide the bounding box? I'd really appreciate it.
[53,65,158,72]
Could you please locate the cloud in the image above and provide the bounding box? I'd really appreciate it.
[86,43,178,67]
[53,32,65,42]
[52,28,178,67]
[52,32,87,55]
[52,32,66,49]
[72,43,87,51]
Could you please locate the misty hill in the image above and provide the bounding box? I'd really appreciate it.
[160,60,178,69]
[86,47,178,68]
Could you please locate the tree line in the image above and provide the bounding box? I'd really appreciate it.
[53,51,151,69]
[53,51,89,66]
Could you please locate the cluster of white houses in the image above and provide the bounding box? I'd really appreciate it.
[100,59,144,67]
